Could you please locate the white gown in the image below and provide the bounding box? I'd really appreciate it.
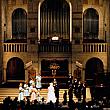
[30,87,37,102]
[29,79,35,86]
[24,84,29,97]
[18,86,24,101]
[36,75,42,89]
[46,84,56,103]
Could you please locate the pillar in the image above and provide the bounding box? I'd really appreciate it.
[3,67,6,82]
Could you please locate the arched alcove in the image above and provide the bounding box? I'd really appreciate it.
[12,8,27,39]
[83,8,99,40]
[85,57,104,85]
[6,57,25,81]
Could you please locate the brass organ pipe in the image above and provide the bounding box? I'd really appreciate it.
[44,8,46,37]
[54,9,56,33]
[66,9,68,39]
[45,7,47,36]
[63,5,65,38]
[61,7,62,37]
[42,10,44,38]
[48,8,49,36]
[51,9,52,35]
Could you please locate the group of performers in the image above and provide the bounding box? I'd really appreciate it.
[18,74,42,103]
[73,78,86,101]
[18,74,57,103]
[18,73,86,103]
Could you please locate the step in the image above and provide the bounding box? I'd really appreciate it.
[0,88,79,104]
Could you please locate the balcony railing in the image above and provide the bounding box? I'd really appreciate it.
[3,42,107,53]
[38,43,72,53]
[3,43,27,52]
[83,43,108,52]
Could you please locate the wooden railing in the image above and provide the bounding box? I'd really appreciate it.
[38,43,72,52]
[83,43,108,52]
[3,43,27,52]
[3,42,108,53]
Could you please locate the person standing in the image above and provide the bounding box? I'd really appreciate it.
[82,82,86,102]
[29,78,35,87]
[18,83,24,101]
[53,79,59,103]
[46,83,56,103]
[36,73,42,89]
[29,78,35,95]
[68,85,73,101]
[30,84,37,103]
[37,89,41,102]
[77,81,82,101]
[23,82,30,101]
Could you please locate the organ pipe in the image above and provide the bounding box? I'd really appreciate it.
[40,0,70,39]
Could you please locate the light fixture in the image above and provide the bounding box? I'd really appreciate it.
[52,36,59,40]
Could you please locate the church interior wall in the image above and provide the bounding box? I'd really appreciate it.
[83,5,104,40]
[0,0,2,83]
[6,1,27,40]
[0,0,109,82]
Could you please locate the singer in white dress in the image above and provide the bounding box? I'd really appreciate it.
[46,83,56,103]
[36,74,42,89]
[18,83,24,101]
[30,85,37,102]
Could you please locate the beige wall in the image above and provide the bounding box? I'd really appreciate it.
[6,1,27,39]
[0,0,2,82]
[1,0,109,82]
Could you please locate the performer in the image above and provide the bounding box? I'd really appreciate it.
[30,84,37,103]
[23,82,30,101]
[77,81,82,101]
[73,78,78,97]
[46,83,56,103]
[29,78,35,86]
[82,82,86,102]
[68,85,73,101]
[36,73,42,89]
[18,83,24,101]
[29,78,35,94]
[68,73,73,87]
[53,78,57,87]
[53,79,59,102]
[37,89,41,102]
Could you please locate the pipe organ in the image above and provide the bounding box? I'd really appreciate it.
[40,0,70,39]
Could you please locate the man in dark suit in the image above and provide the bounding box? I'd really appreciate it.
[53,79,59,103]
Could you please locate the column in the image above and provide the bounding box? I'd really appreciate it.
[3,67,6,82]
[69,60,72,75]
[25,69,28,81]
[82,68,85,82]
[38,60,41,74]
